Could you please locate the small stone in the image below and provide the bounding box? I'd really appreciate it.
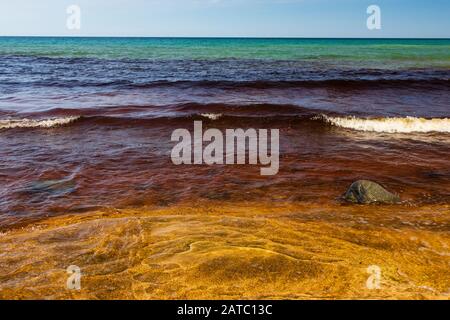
[343,180,400,204]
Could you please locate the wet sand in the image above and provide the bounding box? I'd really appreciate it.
[0,201,448,300]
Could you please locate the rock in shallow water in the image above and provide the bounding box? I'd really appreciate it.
[28,179,77,196]
[343,180,400,204]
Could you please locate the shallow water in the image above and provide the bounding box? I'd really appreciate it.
[1,114,449,227]
[1,39,449,225]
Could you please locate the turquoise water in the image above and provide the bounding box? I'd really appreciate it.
[0,37,449,68]
[0,37,449,115]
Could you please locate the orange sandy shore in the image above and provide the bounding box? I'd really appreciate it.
[0,201,449,300]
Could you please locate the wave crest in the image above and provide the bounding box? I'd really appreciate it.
[200,113,223,120]
[0,116,81,129]
[319,115,450,133]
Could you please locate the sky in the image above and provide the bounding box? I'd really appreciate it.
[0,0,449,38]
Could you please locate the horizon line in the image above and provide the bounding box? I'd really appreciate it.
[0,35,449,40]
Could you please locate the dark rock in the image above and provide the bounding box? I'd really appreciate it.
[343,180,400,204]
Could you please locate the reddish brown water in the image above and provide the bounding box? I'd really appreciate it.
[1,108,449,229]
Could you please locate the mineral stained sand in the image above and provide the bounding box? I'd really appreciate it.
[0,201,448,300]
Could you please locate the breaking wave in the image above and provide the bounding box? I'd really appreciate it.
[200,113,223,120]
[2,108,450,135]
[319,115,450,133]
[0,116,81,129]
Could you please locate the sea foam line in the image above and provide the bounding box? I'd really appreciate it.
[0,116,81,129]
[319,115,450,133]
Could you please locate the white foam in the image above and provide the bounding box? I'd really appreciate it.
[0,116,80,129]
[319,115,450,133]
[201,113,223,120]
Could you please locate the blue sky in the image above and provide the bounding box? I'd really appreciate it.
[0,0,449,37]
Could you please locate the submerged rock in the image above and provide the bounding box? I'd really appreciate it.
[28,179,77,196]
[343,180,400,204]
